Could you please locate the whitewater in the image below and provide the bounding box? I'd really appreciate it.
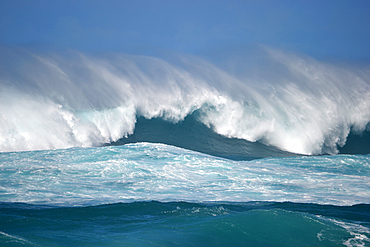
[1,46,370,246]
[1,46,369,155]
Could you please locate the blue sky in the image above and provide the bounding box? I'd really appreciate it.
[1,0,369,60]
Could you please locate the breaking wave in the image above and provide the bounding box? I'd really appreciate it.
[1,46,370,155]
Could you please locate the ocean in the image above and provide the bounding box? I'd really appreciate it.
[0,46,370,246]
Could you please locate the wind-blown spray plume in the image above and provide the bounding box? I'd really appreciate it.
[0,47,369,154]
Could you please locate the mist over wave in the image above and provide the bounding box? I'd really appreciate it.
[1,46,369,155]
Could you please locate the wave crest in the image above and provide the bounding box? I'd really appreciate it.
[0,46,369,154]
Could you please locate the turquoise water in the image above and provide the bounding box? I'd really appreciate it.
[1,47,370,246]
[1,144,370,246]
[1,143,369,206]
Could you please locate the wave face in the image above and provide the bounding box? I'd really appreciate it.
[1,46,370,155]
[112,115,296,160]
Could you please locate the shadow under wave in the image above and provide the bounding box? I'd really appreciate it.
[110,113,297,161]
[338,127,370,155]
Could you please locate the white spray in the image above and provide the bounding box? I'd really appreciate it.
[0,46,369,154]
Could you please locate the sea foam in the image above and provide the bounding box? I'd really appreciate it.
[1,143,369,206]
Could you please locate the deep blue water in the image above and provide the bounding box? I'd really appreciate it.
[1,201,369,246]
[1,47,370,246]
